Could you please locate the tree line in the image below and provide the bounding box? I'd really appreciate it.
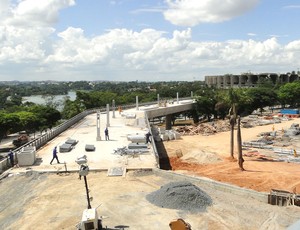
[0,80,299,143]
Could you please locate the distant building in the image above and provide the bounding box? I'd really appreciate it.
[205,72,299,88]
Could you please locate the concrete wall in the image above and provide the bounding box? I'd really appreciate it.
[205,73,300,88]
[153,168,269,203]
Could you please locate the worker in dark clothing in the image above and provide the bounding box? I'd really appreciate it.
[8,150,14,167]
[105,127,109,141]
[50,146,60,164]
[145,132,152,144]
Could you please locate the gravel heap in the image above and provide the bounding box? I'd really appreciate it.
[146,181,212,212]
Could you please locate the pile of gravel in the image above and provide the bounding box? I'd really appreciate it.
[146,181,212,212]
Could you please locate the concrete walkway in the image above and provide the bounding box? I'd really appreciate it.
[12,107,158,173]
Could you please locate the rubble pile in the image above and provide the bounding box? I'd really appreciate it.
[172,116,292,136]
[243,123,300,163]
[174,120,231,136]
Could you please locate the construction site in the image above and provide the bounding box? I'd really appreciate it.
[0,102,300,230]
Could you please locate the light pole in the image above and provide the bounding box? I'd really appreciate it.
[76,156,92,209]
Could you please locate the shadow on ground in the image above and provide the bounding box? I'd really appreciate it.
[155,141,172,170]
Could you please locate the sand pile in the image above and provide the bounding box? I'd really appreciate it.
[181,150,221,164]
[146,181,212,213]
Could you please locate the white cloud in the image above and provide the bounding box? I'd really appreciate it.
[39,27,300,81]
[0,0,74,63]
[0,0,300,81]
[283,5,300,9]
[1,23,300,81]
[4,0,75,27]
[163,0,260,26]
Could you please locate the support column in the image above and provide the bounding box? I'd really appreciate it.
[136,96,139,110]
[112,99,115,118]
[96,111,101,141]
[157,94,160,107]
[165,114,172,130]
[106,104,110,127]
[230,75,234,88]
[191,91,193,98]
[176,92,179,104]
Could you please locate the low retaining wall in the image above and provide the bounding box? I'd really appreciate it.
[152,168,269,203]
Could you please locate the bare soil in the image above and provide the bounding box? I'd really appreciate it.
[163,117,300,193]
[1,118,300,229]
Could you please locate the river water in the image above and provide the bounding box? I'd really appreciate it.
[22,91,76,111]
[23,91,76,105]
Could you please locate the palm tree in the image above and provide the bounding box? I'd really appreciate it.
[228,88,238,159]
[237,116,245,170]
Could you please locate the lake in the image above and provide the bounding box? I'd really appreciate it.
[23,91,76,105]
[22,91,77,111]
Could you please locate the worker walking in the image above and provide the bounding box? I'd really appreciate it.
[50,146,60,164]
[105,127,109,141]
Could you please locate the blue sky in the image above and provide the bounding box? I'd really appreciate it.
[0,0,300,82]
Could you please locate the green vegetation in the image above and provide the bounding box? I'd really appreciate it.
[0,80,299,143]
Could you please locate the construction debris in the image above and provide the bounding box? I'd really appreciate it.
[173,120,231,136]
[269,189,300,206]
[242,122,300,163]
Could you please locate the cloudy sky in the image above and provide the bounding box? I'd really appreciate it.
[0,0,300,82]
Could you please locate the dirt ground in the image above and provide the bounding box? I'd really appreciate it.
[1,117,300,229]
[1,170,300,230]
[163,117,300,193]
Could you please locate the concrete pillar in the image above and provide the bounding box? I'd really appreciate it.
[106,104,110,127]
[217,76,221,88]
[165,114,172,130]
[191,91,193,98]
[112,99,115,118]
[157,94,160,107]
[136,96,139,110]
[176,92,179,104]
[230,75,234,88]
[96,111,101,141]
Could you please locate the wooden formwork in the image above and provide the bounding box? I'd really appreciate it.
[268,189,300,206]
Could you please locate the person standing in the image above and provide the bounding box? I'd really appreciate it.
[8,150,14,167]
[105,127,109,141]
[50,146,60,164]
[145,132,152,144]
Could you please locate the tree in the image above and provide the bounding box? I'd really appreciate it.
[194,88,217,122]
[246,87,278,114]
[61,99,85,119]
[215,90,230,120]
[0,112,20,139]
[15,111,40,134]
[28,105,61,129]
[228,88,238,159]
[278,81,300,107]
[237,116,244,170]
